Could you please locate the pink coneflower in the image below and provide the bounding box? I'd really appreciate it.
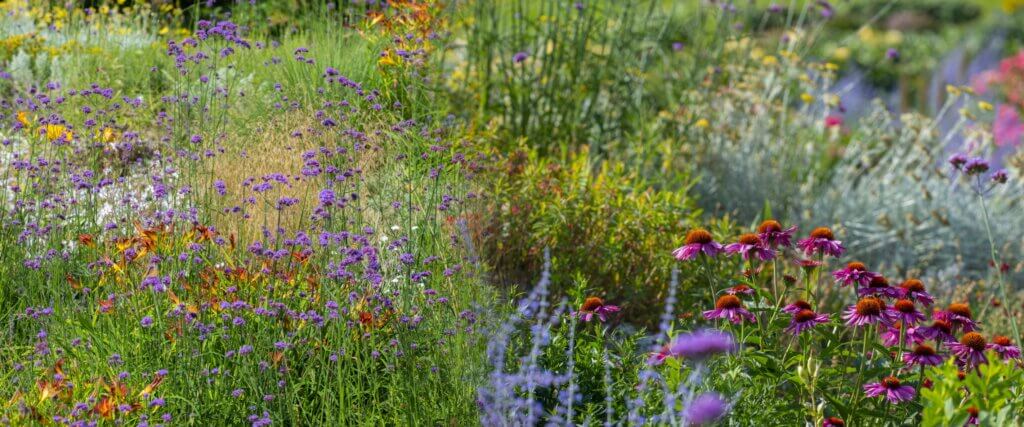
[863,376,915,403]
[987,335,1022,360]
[725,284,755,296]
[577,297,620,322]
[756,220,797,248]
[843,297,893,327]
[648,344,672,366]
[797,227,844,257]
[891,299,926,326]
[724,233,774,261]
[786,309,830,335]
[858,275,902,299]
[935,303,977,332]
[880,321,925,347]
[965,406,979,426]
[919,319,956,343]
[832,261,876,287]
[898,279,934,306]
[703,295,756,324]
[902,344,944,368]
[673,229,724,261]
[948,332,989,368]
[782,299,812,314]
[822,417,846,427]
[824,115,843,128]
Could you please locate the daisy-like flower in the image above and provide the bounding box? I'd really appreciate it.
[796,226,845,257]
[832,261,876,287]
[703,295,756,324]
[857,275,902,299]
[648,344,673,366]
[756,219,797,248]
[935,303,978,332]
[891,299,926,326]
[842,297,893,328]
[902,344,944,368]
[673,229,724,261]
[782,299,812,314]
[863,376,916,403]
[786,309,830,335]
[880,321,925,347]
[822,417,845,427]
[987,335,1022,360]
[898,279,934,306]
[966,406,979,426]
[919,319,956,343]
[725,284,755,296]
[576,297,620,322]
[668,329,736,361]
[724,233,774,261]
[948,332,988,368]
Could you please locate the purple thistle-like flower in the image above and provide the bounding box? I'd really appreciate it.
[673,229,724,260]
[667,329,736,361]
[724,233,774,261]
[576,297,620,322]
[832,261,876,287]
[756,220,797,248]
[902,344,945,368]
[703,295,756,324]
[948,332,988,368]
[987,336,1022,360]
[963,157,990,176]
[863,377,915,403]
[683,393,728,426]
[842,298,894,328]
[797,227,844,257]
[991,169,1009,184]
[949,153,968,170]
[886,48,900,61]
[786,309,829,335]
[512,51,529,63]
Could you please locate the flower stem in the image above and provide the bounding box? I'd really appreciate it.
[977,191,1022,345]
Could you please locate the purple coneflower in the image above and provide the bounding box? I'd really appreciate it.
[880,321,924,347]
[668,329,736,361]
[987,336,1021,360]
[673,229,724,261]
[935,303,977,332]
[576,297,619,322]
[703,295,756,324]
[966,406,979,426]
[756,220,796,248]
[898,279,934,306]
[919,319,956,343]
[782,299,812,314]
[948,332,988,368]
[832,261,876,287]
[902,344,944,368]
[863,376,915,403]
[648,344,672,366]
[725,284,755,296]
[842,298,893,327]
[684,393,728,426]
[858,276,902,299]
[512,51,529,63]
[786,309,829,335]
[822,417,846,427]
[891,299,926,326]
[797,227,844,257]
[724,233,774,261]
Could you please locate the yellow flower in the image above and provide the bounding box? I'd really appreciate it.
[694,118,710,129]
[43,124,73,142]
[824,62,839,71]
[98,127,117,143]
[761,55,778,66]
[16,111,31,127]
[800,93,814,103]
[978,101,994,112]
[946,85,961,96]
[832,47,850,62]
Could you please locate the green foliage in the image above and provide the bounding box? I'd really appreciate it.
[921,354,1024,427]
[483,145,701,325]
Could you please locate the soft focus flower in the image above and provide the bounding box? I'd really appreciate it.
[993,105,1024,147]
[966,406,979,426]
[824,115,843,128]
[919,319,956,343]
[991,169,1009,184]
[857,276,901,299]
[797,227,844,257]
[786,309,829,335]
[863,376,915,403]
[724,233,774,261]
[936,303,977,332]
[987,335,1021,360]
[703,295,756,324]
[512,51,528,63]
[673,229,724,260]
[903,344,944,368]
[963,157,990,176]
[832,261,876,287]
[898,279,934,306]
[822,417,846,427]
[782,299,812,314]
[576,297,620,322]
[842,297,893,327]
[949,153,968,170]
[948,332,988,368]
[684,393,728,426]
[667,329,736,361]
[756,220,796,248]
[725,284,755,296]
[886,48,900,61]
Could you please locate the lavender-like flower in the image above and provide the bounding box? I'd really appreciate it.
[667,329,736,361]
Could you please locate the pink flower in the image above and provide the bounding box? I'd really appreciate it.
[703,295,756,324]
[842,298,894,328]
[880,321,925,347]
[993,104,1024,147]
[825,115,843,128]
[863,376,915,403]
[786,309,830,335]
[576,297,620,322]
[987,336,1022,361]
[673,229,724,261]
[891,299,926,326]
[782,300,812,315]
[756,220,797,248]
[948,332,988,369]
[724,233,775,261]
[797,227,845,257]
[902,344,945,368]
[898,279,934,306]
[935,303,977,332]
[832,261,876,287]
